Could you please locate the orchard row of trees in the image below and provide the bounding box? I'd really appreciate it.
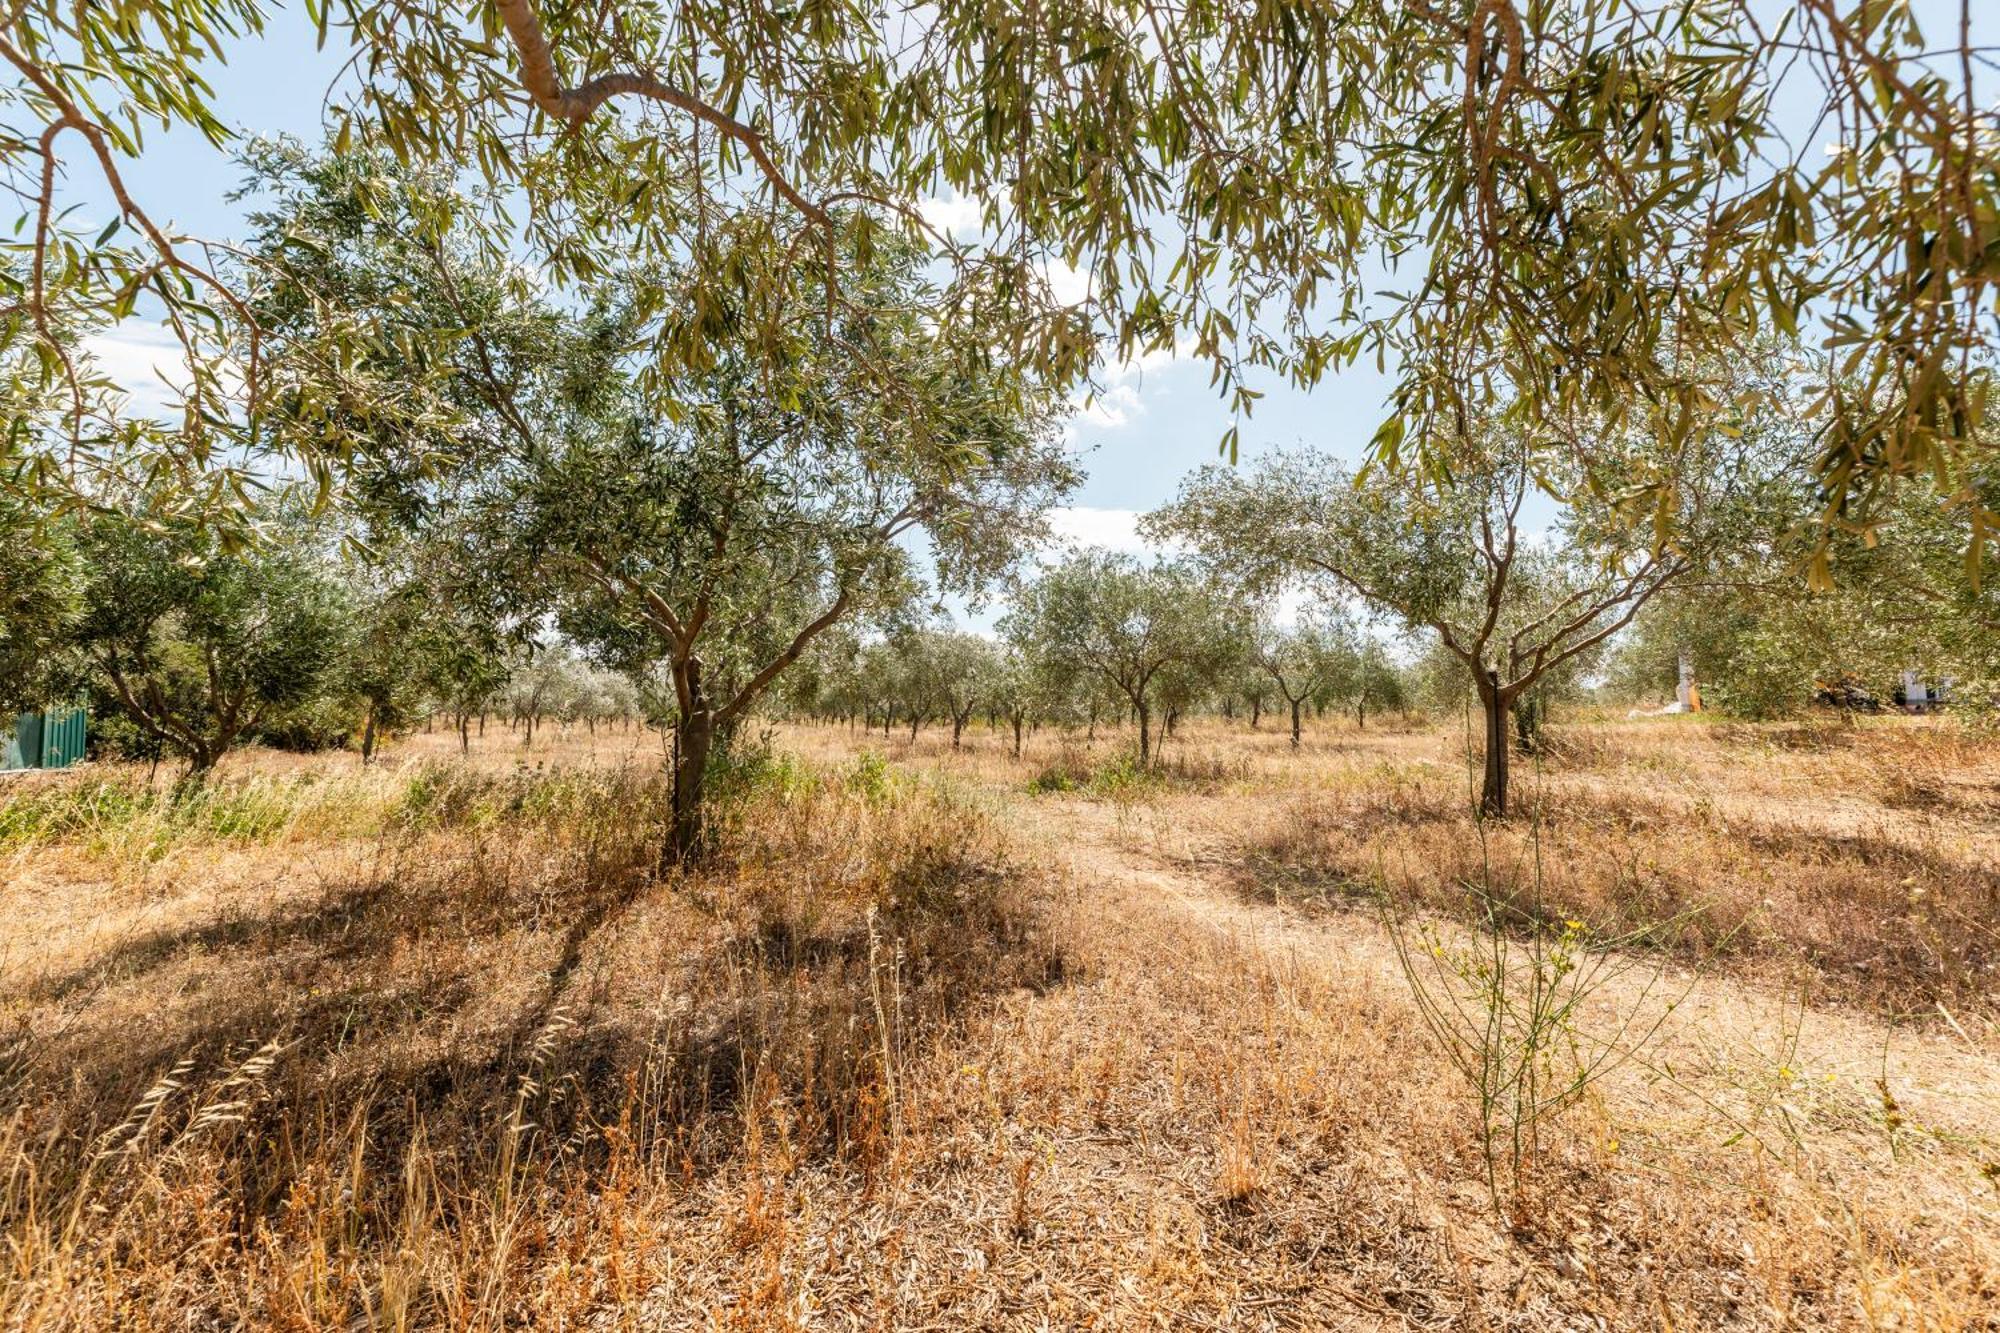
[11,123,2000,855]
[15,261,2000,845]
[15,397,2000,841]
[7,144,1077,868]
[836,353,1998,821]
[781,590,1408,762]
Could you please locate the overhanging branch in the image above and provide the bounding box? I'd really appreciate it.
[493,0,832,230]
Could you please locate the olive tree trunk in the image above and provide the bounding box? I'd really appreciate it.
[1479,674,1512,818]
[666,707,714,870]
[662,655,723,871]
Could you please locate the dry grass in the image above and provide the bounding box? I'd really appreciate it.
[1190,717,2000,1020]
[0,713,1996,1327]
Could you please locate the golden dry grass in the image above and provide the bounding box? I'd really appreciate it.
[1,713,1997,1328]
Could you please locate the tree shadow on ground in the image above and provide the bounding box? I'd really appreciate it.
[3,827,1067,1229]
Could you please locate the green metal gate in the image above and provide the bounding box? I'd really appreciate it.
[5,706,86,770]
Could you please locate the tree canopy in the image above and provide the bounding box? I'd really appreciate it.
[239,147,1080,858]
[1146,400,1798,811]
[6,1,1998,554]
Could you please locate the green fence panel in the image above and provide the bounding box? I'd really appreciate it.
[41,707,85,767]
[6,708,85,770]
[13,713,41,770]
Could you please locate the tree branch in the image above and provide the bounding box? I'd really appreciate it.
[493,0,832,229]
[717,585,854,724]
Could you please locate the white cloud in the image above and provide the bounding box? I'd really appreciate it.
[1077,382,1141,428]
[1102,337,1192,386]
[84,324,187,400]
[1042,506,1176,556]
[1040,256,1092,307]
[79,322,246,419]
[918,189,988,239]
[1066,334,1198,431]
[1271,584,1311,627]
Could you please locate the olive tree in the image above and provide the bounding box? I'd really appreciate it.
[989,645,1063,761]
[1324,638,1409,731]
[1252,610,1362,750]
[68,505,350,777]
[325,535,498,764]
[240,147,1069,861]
[1617,449,2000,717]
[1148,425,1764,815]
[1004,554,1237,767]
[505,645,589,749]
[421,620,512,754]
[912,629,1003,750]
[877,627,944,740]
[0,499,80,716]
[779,628,866,727]
[480,248,1069,862]
[854,639,912,739]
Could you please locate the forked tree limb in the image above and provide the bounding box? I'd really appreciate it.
[492,0,831,229]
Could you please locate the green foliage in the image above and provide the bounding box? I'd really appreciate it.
[703,728,819,812]
[0,496,81,715]
[8,0,1996,554]
[840,749,897,804]
[1384,828,1706,1220]
[394,762,667,835]
[1149,405,1793,808]
[1027,748,1148,798]
[255,694,361,754]
[1025,744,1243,798]
[229,144,1076,856]
[872,626,1004,739]
[67,503,352,773]
[1612,452,2000,719]
[1249,606,1361,740]
[1004,552,1240,764]
[0,774,356,858]
[0,780,150,849]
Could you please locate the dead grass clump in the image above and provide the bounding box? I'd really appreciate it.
[1027,744,1251,799]
[1525,724,1651,772]
[1713,718,1862,753]
[1877,762,1953,810]
[1025,742,1100,794]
